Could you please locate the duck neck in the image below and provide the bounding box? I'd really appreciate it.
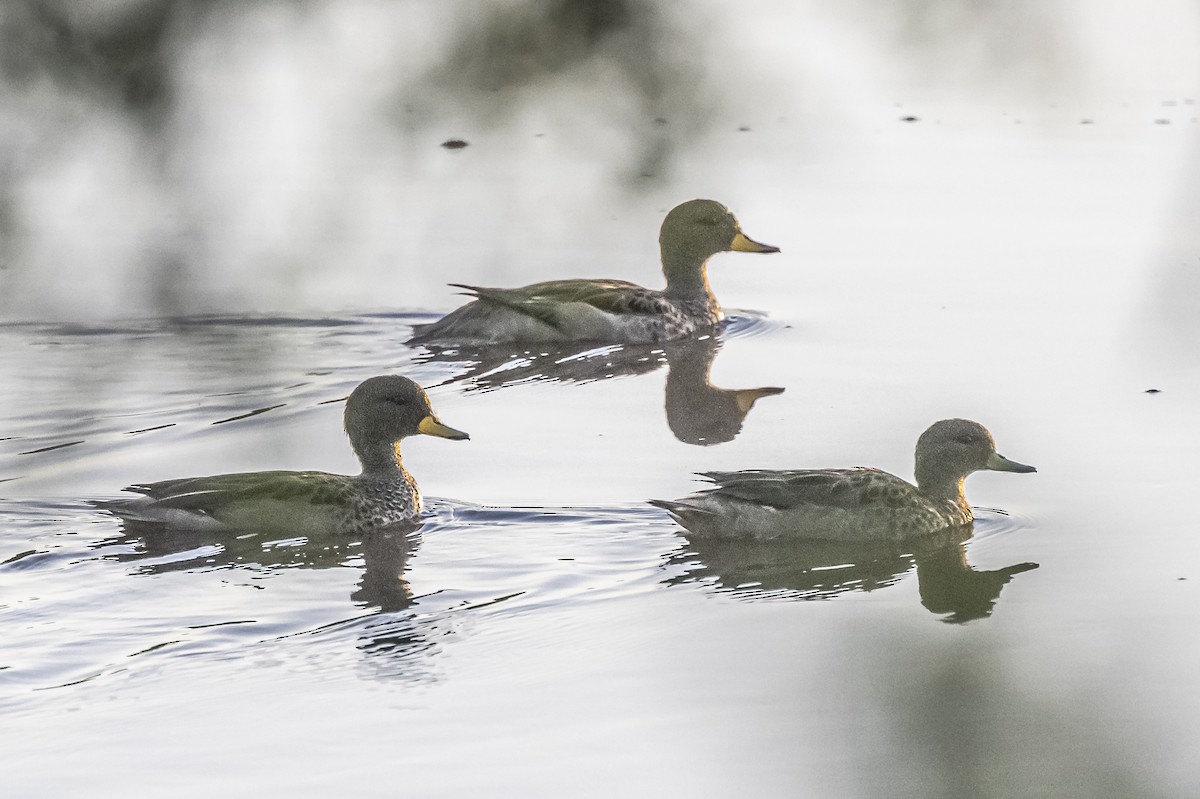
[915,469,970,510]
[355,438,407,477]
[661,250,714,302]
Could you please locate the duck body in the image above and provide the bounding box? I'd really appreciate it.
[115,469,423,536]
[653,467,972,542]
[652,419,1035,542]
[104,375,468,536]
[410,278,722,344]
[409,199,778,345]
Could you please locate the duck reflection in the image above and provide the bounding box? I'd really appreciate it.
[664,523,1037,623]
[416,332,783,446]
[96,517,422,612]
[661,337,783,445]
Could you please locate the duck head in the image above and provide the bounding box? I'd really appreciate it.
[345,375,468,471]
[913,418,1035,500]
[659,199,779,295]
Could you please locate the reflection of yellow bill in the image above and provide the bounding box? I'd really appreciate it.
[418,415,470,440]
[734,386,786,414]
[730,231,780,254]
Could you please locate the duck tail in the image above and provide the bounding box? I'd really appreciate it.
[649,497,714,525]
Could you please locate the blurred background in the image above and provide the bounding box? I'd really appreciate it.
[1,0,1196,323]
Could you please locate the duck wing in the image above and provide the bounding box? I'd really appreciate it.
[451,279,672,328]
[697,468,922,511]
[125,470,350,511]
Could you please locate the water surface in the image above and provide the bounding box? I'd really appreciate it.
[2,287,1197,797]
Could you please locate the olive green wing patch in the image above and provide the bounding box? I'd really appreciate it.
[128,471,350,511]
[699,468,920,511]
[452,279,670,329]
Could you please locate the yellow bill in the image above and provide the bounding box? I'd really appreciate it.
[418,415,470,441]
[730,231,780,254]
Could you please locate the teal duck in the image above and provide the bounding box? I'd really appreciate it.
[409,199,779,344]
[108,375,468,534]
[651,419,1035,541]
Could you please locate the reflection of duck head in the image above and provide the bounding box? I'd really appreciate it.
[418,333,783,446]
[665,523,1037,621]
[914,544,1038,623]
[661,335,783,445]
[354,523,422,612]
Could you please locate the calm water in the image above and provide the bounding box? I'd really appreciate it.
[3,3,1200,791]
[2,289,1198,796]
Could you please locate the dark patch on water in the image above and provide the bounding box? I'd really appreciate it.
[19,440,84,455]
[127,423,176,435]
[211,404,287,425]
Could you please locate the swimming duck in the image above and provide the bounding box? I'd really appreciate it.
[651,419,1035,541]
[106,375,468,535]
[408,199,779,344]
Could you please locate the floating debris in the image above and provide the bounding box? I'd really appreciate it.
[900,115,919,122]
[1144,388,1162,394]
[440,138,469,149]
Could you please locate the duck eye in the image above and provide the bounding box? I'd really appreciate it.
[954,434,977,445]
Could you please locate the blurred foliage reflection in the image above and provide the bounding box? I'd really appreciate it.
[0,0,1118,320]
[422,0,709,179]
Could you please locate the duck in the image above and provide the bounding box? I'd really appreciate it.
[104,375,469,535]
[408,199,779,344]
[650,419,1035,541]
